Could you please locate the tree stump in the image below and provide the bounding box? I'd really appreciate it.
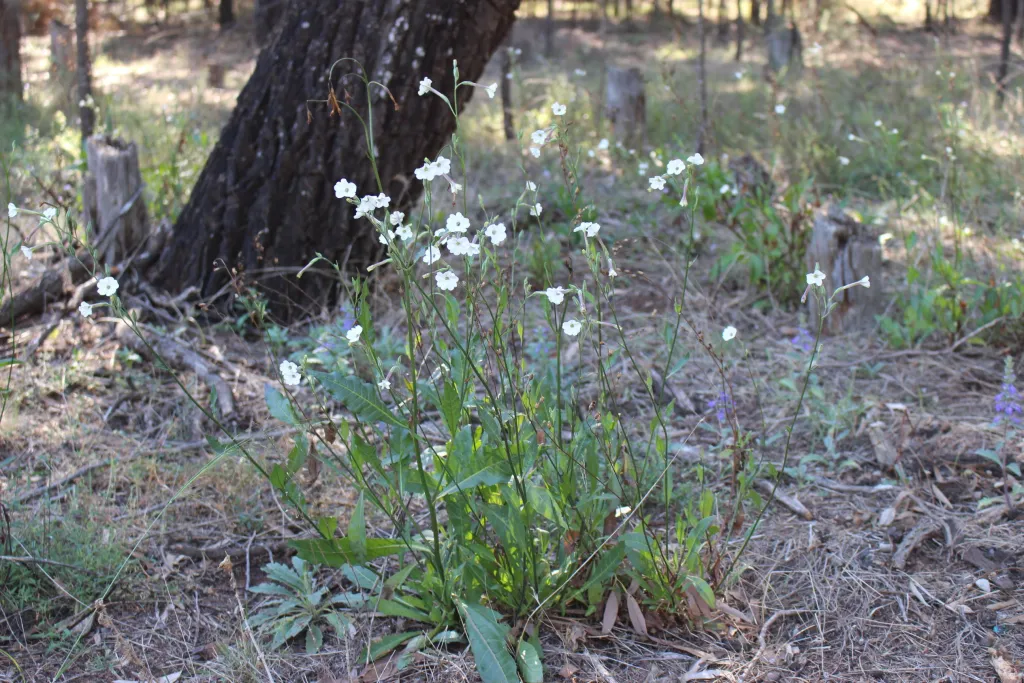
[805,206,883,335]
[48,19,76,110]
[604,66,646,149]
[83,135,149,265]
[208,62,226,89]
[764,11,803,80]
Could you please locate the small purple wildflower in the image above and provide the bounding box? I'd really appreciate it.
[790,327,814,352]
[707,391,735,424]
[994,358,1021,425]
[338,301,356,331]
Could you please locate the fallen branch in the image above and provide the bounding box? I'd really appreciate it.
[752,609,811,665]
[0,555,96,573]
[0,252,94,326]
[892,518,942,570]
[755,479,813,520]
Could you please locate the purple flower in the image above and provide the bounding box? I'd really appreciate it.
[790,327,814,352]
[707,391,735,424]
[994,359,1021,425]
[339,302,356,332]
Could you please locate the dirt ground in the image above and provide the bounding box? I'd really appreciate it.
[1,7,1023,683]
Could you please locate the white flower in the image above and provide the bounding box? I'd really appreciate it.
[529,147,541,158]
[20,245,32,260]
[422,245,441,265]
[389,211,405,226]
[614,505,631,518]
[280,360,301,386]
[7,203,16,218]
[637,162,649,176]
[530,203,542,217]
[531,129,548,146]
[354,193,391,219]
[856,275,870,288]
[719,184,731,195]
[806,268,826,287]
[562,319,582,336]
[687,153,704,166]
[838,156,850,166]
[346,325,363,344]
[666,159,685,175]
[890,128,898,135]
[775,104,786,114]
[574,68,587,76]
[608,258,618,277]
[526,181,537,192]
[484,222,507,245]
[874,119,882,127]
[848,133,857,141]
[97,276,119,297]
[42,207,57,221]
[545,287,566,304]
[378,378,391,391]
[418,77,433,96]
[446,212,470,233]
[334,179,357,199]
[447,236,474,256]
[378,229,396,245]
[598,138,609,150]
[414,156,451,182]
[433,156,451,176]
[396,224,414,241]
[722,326,737,341]
[552,102,566,116]
[448,180,463,194]
[588,149,596,158]
[78,301,93,317]
[574,222,600,237]
[485,82,497,99]
[734,71,744,79]
[436,270,459,291]
[649,176,667,191]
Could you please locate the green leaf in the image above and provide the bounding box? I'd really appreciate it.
[686,576,717,610]
[438,462,510,499]
[348,494,367,563]
[361,631,420,663]
[306,623,324,653]
[516,639,544,683]
[440,379,462,435]
[374,598,432,623]
[291,537,416,567]
[572,542,625,600]
[265,384,301,426]
[317,372,406,430]
[458,601,518,683]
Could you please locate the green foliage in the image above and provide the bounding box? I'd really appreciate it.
[248,556,352,654]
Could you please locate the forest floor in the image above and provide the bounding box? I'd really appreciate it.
[2,5,1024,683]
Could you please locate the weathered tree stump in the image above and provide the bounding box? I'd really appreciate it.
[764,0,803,80]
[728,153,775,198]
[207,62,226,89]
[604,66,646,149]
[805,206,883,334]
[83,135,149,265]
[49,18,76,111]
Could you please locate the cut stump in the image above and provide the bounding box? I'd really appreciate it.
[805,206,883,335]
[83,135,149,266]
[604,66,646,150]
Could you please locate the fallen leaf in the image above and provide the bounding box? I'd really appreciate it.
[990,649,1022,683]
[602,591,620,635]
[558,664,580,678]
[625,593,648,636]
[878,507,896,527]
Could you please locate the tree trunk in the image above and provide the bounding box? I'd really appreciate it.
[717,0,729,42]
[83,135,149,264]
[75,0,94,143]
[0,0,22,103]
[604,66,645,148]
[219,0,233,28]
[735,0,745,60]
[500,48,515,141]
[545,0,554,55]
[998,0,1013,105]
[49,18,75,112]
[154,0,520,318]
[254,0,283,45]
[696,0,709,154]
[751,0,761,26]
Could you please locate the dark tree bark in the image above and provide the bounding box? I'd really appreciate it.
[717,0,729,42]
[0,0,22,103]
[998,0,1013,105]
[155,0,520,317]
[500,48,515,141]
[75,0,94,142]
[751,0,761,26]
[545,0,554,55]
[254,0,283,44]
[218,0,234,28]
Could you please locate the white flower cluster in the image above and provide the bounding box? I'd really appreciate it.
[414,156,452,182]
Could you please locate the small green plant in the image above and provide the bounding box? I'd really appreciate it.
[248,556,352,653]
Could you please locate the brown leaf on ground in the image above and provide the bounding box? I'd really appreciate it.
[625,593,648,636]
[990,649,1022,683]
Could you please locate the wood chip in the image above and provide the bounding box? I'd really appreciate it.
[755,479,813,520]
[893,518,941,570]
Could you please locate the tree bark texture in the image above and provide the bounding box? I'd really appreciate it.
[155,0,520,317]
[75,0,94,141]
[219,0,234,28]
[998,0,1013,104]
[0,0,22,102]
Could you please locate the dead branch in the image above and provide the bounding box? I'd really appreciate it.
[892,518,942,570]
[755,479,813,520]
[0,252,94,326]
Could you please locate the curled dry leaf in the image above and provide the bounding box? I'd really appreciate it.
[625,593,648,636]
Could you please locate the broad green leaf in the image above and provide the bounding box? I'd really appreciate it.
[572,542,625,600]
[348,494,367,563]
[291,537,416,567]
[360,631,420,663]
[516,639,544,683]
[458,601,518,683]
[265,384,301,426]
[316,372,406,430]
[374,598,432,623]
[305,623,323,653]
[687,576,716,610]
[440,379,462,436]
[438,462,510,499]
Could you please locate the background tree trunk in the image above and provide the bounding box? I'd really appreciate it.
[75,0,94,143]
[998,0,1013,104]
[218,0,233,28]
[254,0,283,44]
[751,0,761,26]
[154,0,520,318]
[696,0,709,153]
[0,0,23,103]
[735,0,745,60]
